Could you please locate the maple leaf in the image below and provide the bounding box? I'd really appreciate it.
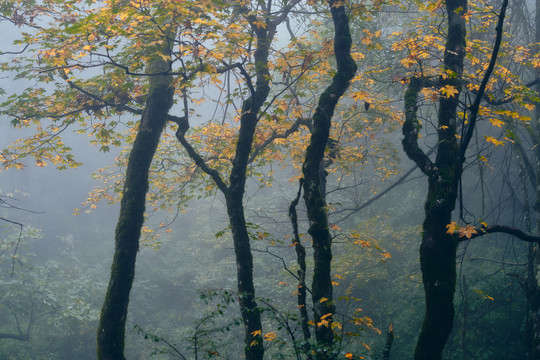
[446,222,458,235]
[488,118,505,128]
[458,225,477,239]
[485,136,504,146]
[440,85,459,98]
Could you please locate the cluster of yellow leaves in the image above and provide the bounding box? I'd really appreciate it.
[484,136,504,147]
[446,222,477,239]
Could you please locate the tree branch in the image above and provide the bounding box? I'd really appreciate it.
[459,224,540,243]
[401,77,436,175]
[173,128,228,194]
[459,0,508,161]
[248,117,309,163]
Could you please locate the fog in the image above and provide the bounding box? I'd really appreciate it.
[0,1,535,360]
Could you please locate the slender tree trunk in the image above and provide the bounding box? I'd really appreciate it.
[461,276,469,360]
[301,1,356,358]
[97,54,174,360]
[530,1,540,357]
[289,181,312,358]
[382,323,394,360]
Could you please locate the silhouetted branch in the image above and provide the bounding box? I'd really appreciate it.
[458,224,540,243]
[460,0,508,161]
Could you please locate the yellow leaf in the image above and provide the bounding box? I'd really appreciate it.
[488,118,505,128]
[320,313,332,320]
[458,225,478,239]
[252,19,267,29]
[264,332,276,341]
[485,136,504,146]
[440,85,459,98]
[524,103,535,111]
[329,223,341,230]
[446,222,458,235]
[319,297,329,303]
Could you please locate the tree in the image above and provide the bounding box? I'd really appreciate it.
[298,0,356,357]
[0,228,102,360]
[97,42,174,359]
[400,0,512,358]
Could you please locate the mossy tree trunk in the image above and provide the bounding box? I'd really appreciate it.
[224,54,270,359]
[97,53,174,360]
[403,0,509,358]
[301,1,356,358]
[402,1,466,359]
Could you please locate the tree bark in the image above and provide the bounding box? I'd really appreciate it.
[301,1,356,358]
[289,180,312,358]
[402,1,466,359]
[403,0,509,358]
[97,53,174,360]
[530,0,540,357]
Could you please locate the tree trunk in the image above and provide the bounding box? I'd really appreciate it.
[223,18,273,359]
[301,1,356,358]
[530,1,540,357]
[289,181,312,358]
[97,54,174,360]
[402,1,467,359]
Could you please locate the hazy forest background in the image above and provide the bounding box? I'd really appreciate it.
[0,0,538,359]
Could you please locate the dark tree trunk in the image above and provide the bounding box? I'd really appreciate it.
[382,323,394,360]
[173,3,308,357]
[97,55,174,360]
[403,0,509,358]
[223,22,272,360]
[402,1,466,359]
[289,181,312,358]
[301,1,356,358]
[529,1,540,357]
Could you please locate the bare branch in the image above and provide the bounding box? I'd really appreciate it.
[460,0,508,161]
[173,127,228,194]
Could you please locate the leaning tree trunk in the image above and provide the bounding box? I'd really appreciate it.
[402,1,467,359]
[225,106,267,360]
[97,53,174,360]
[301,1,356,358]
